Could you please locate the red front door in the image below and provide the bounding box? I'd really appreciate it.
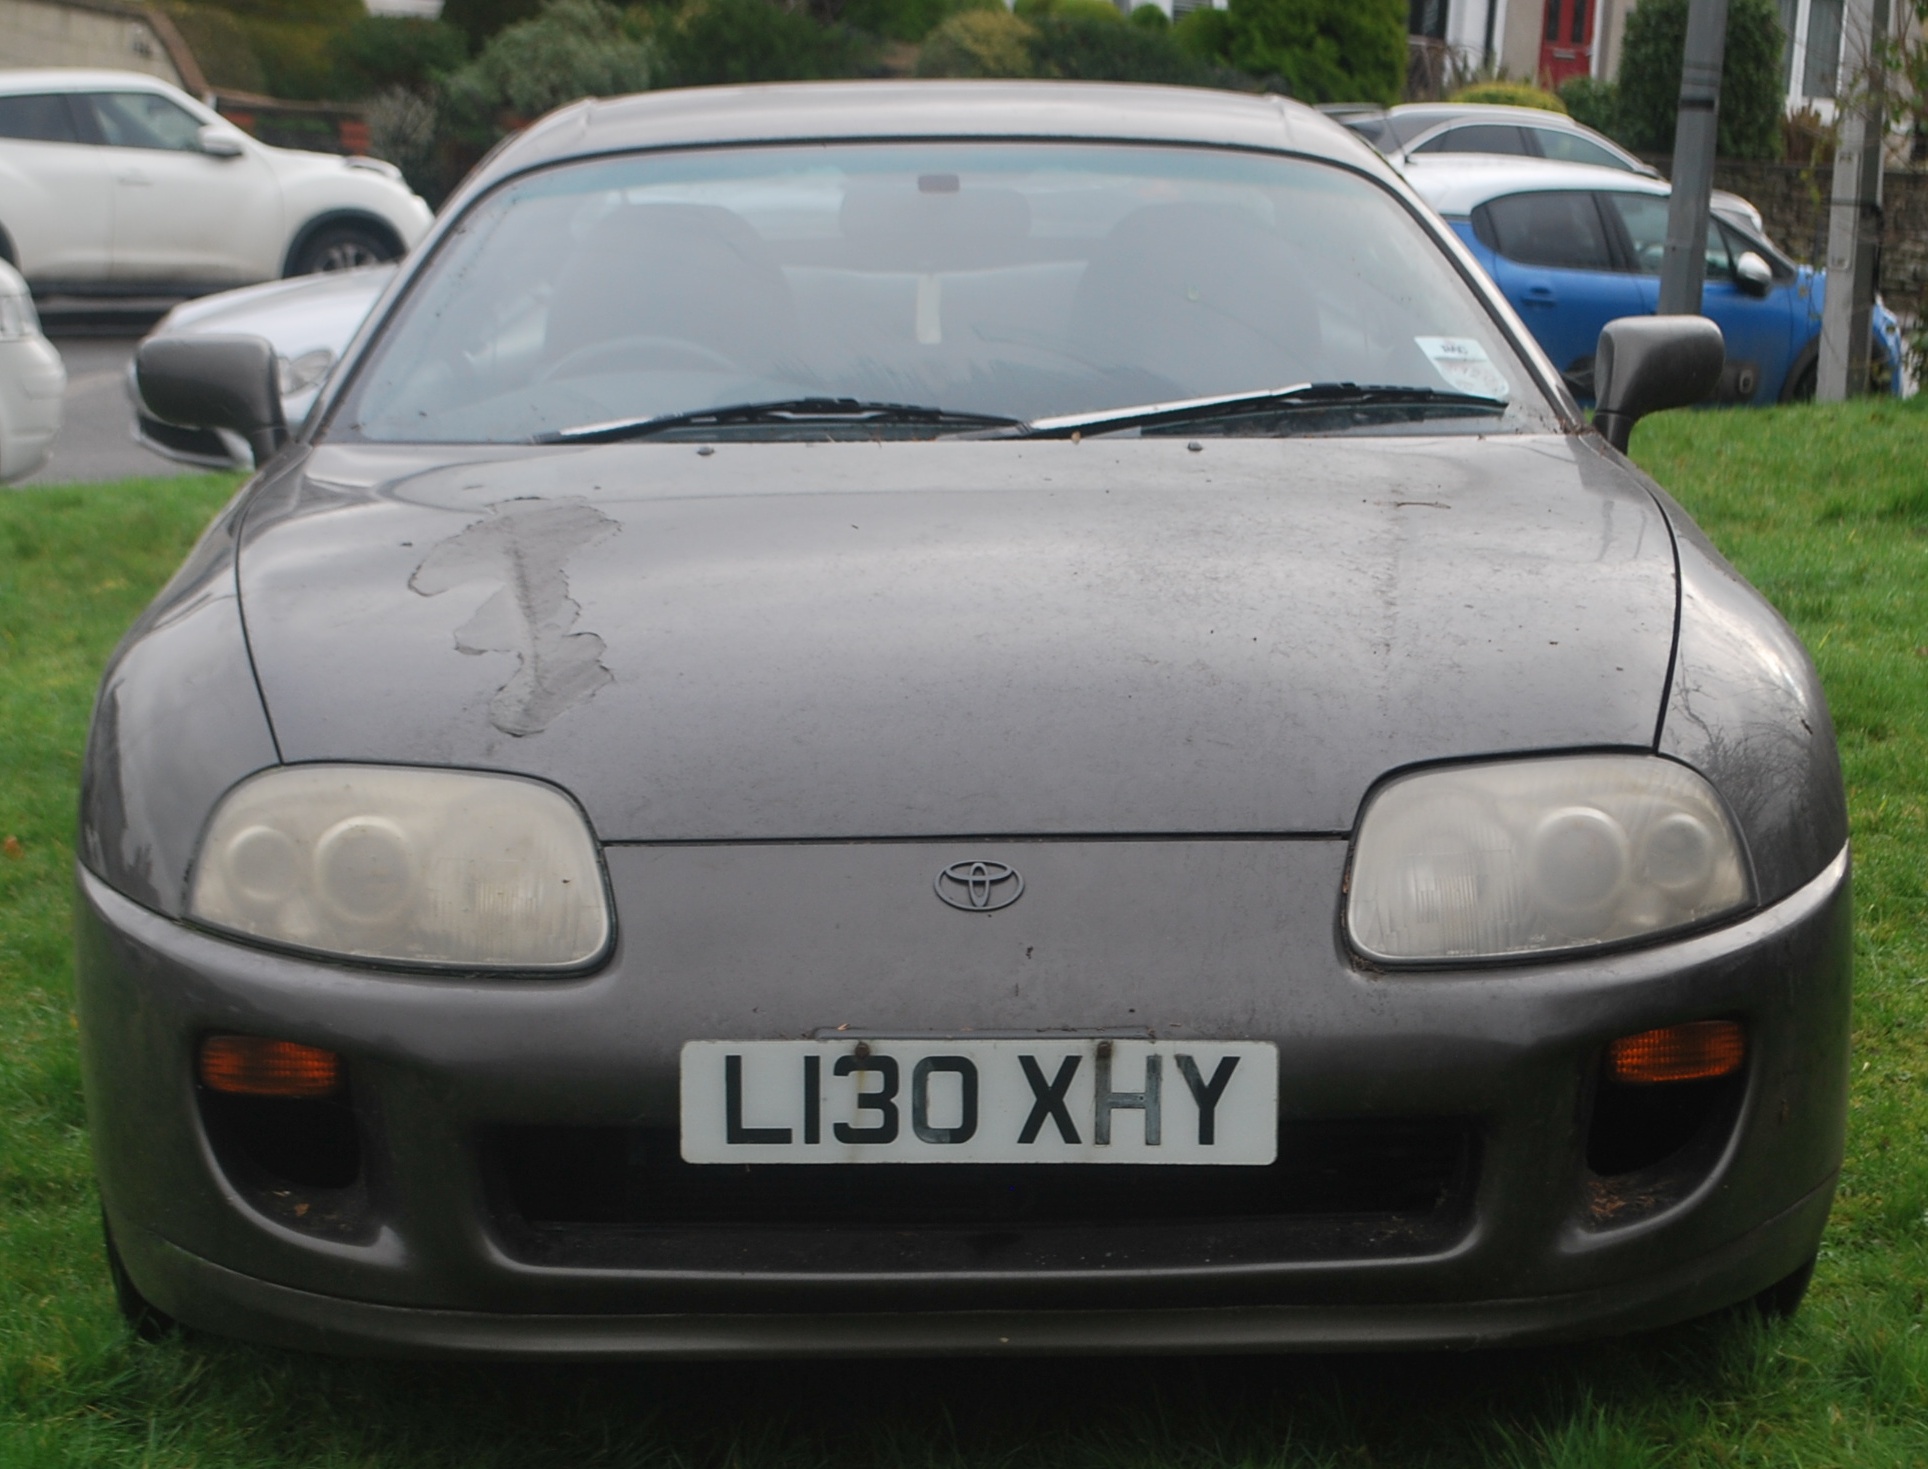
[1539,0,1594,87]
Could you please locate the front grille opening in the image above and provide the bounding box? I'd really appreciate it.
[1586,1074,1742,1177]
[483,1120,1477,1274]
[1582,1067,1745,1229]
[198,1090,373,1239]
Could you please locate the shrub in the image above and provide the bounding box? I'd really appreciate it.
[1029,12,1213,80]
[1014,0,1124,21]
[1449,80,1565,110]
[442,0,653,128]
[332,17,469,99]
[1614,0,1784,158]
[233,18,341,99]
[654,0,874,87]
[159,3,267,92]
[1129,3,1170,28]
[840,0,998,44]
[916,6,1038,75]
[1557,73,1619,136]
[1184,0,1405,104]
[440,0,545,48]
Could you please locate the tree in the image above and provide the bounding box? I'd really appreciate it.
[1615,0,1785,158]
[441,0,653,128]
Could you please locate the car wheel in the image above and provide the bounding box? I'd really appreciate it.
[1750,1250,1818,1321]
[102,1211,177,1341]
[289,223,394,276]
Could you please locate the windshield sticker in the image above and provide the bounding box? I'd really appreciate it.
[1415,337,1510,401]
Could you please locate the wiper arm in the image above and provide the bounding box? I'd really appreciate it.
[536,397,1022,444]
[1004,383,1508,439]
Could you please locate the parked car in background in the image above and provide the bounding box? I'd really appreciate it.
[1406,157,1902,402]
[130,263,395,468]
[0,257,63,481]
[1335,104,1766,235]
[0,71,431,299]
[89,81,1847,1359]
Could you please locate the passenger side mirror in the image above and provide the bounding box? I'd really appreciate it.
[1592,316,1725,454]
[1735,250,1773,296]
[137,335,287,467]
[197,125,246,158]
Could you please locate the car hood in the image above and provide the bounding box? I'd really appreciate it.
[239,435,1677,840]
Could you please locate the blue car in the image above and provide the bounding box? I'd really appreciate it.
[1406,157,1902,403]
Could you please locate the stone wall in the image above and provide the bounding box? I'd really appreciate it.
[0,0,194,89]
[1649,155,1928,307]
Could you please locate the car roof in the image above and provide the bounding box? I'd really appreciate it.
[0,68,187,95]
[1400,156,1670,215]
[1387,103,1598,130]
[473,81,1388,194]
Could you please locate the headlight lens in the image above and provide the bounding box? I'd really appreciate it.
[188,766,609,969]
[1346,755,1751,964]
[0,288,39,341]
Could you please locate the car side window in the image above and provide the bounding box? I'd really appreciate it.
[1474,191,1615,269]
[1529,129,1631,170]
[0,93,81,144]
[1602,193,1732,278]
[1412,124,1531,157]
[84,92,205,151]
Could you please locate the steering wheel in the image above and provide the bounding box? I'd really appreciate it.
[538,334,743,381]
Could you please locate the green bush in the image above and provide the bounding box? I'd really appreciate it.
[160,2,267,91]
[1129,3,1169,28]
[840,0,997,43]
[234,17,342,99]
[440,0,544,47]
[442,0,652,128]
[1557,73,1619,136]
[1614,0,1784,157]
[916,6,1038,74]
[654,0,874,87]
[1014,0,1123,20]
[1183,0,1404,104]
[1029,11,1212,80]
[1449,80,1565,110]
[332,16,469,98]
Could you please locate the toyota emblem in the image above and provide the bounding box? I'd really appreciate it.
[935,860,1024,913]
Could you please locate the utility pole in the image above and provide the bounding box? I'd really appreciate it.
[1817,0,1889,400]
[1658,0,1728,316]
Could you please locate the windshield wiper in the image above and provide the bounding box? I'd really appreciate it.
[1002,383,1509,439]
[535,397,1022,444]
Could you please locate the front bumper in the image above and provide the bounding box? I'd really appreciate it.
[78,839,1851,1357]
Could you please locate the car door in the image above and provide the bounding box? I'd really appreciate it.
[76,90,283,288]
[0,92,116,285]
[1466,189,1642,395]
[1598,191,1798,404]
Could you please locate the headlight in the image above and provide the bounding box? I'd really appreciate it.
[0,289,39,341]
[188,766,610,969]
[1346,755,1751,964]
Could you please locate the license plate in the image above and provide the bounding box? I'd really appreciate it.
[680,1037,1278,1165]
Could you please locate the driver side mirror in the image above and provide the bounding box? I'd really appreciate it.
[137,335,287,467]
[1735,250,1773,296]
[1592,316,1725,453]
[197,124,246,158]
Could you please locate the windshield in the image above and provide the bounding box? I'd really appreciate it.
[334,141,1555,443]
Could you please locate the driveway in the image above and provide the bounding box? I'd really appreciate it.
[17,334,200,488]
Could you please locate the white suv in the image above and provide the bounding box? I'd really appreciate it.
[0,70,433,296]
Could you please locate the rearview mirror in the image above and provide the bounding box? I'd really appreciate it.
[1735,250,1773,296]
[1592,316,1724,453]
[137,335,286,467]
[197,125,246,158]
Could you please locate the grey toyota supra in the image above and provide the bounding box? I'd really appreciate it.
[80,80,1849,1357]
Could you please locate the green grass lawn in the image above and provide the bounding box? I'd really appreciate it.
[2,409,1926,1467]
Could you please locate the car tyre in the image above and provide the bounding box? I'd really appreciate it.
[289,223,395,276]
[1749,1250,1818,1321]
[102,1211,178,1341]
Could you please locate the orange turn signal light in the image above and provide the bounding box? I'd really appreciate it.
[1606,1020,1746,1085]
[198,1035,343,1099]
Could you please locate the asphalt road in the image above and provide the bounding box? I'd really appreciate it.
[16,333,201,488]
